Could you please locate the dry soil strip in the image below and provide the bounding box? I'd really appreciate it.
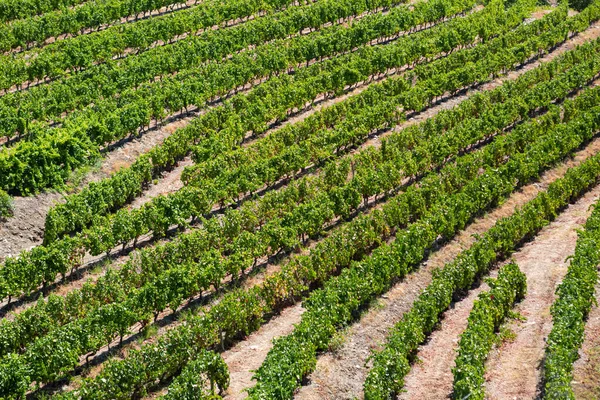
[397,276,494,400]
[222,305,306,399]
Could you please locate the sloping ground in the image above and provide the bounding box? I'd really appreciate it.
[4,2,600,399]
[0,116,192,261]
[248,21,600,400]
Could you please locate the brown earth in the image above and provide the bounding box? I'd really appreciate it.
[398,276,494,400]
[223,305,305,399]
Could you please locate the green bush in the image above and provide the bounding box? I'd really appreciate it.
[0,190,13,220]
[571,0,592,11]
[162,350,229,400]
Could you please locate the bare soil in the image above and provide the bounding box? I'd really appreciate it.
[127,156,193,210]
[222,305,305,399]
[398,276,494,400]
[0,192,62,260]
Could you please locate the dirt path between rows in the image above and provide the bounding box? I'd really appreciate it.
[290,136,600,400]
[566,281,600,400]
[222,305,305,399]
[483,184,600,400]
[126,306,305,400]
[398,276,494,400]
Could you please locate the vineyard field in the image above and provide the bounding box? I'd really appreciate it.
[1,0,600,398]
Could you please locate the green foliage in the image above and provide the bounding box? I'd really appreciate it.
[363,135,600,400]
[0,0,297,81]
[0,0,414,141]
[9,0,532,310]
[542,198,600,398]
[0,190,13,220]
[571,0,593,11]
[161,350,229,400]
[4,13,600,395]
[52,93,600,400]
[248,94,600,398]
[452,262,527,400]
[0,0,500,195]
[0,0,195,52]
[242,6,600,396]
[43,0,543,253]
[328,328,349,354]
[0,0,87,23]
[2,1,600,397]
[496,325,518,344]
